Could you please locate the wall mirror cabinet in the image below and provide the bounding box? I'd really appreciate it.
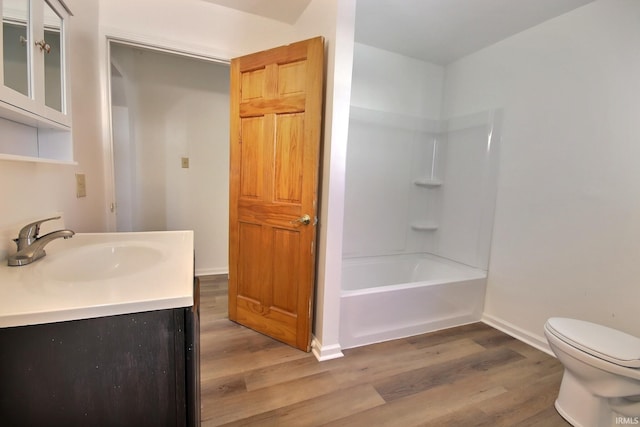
[0,0,73,164]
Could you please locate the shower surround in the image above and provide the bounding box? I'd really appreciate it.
[341,43,501,348]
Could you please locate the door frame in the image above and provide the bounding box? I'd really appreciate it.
[100,33,230,233]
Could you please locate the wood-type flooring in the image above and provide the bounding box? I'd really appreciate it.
[199,275,570,427]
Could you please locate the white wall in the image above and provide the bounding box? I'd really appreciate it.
[1,0,105,259]
[109,45,230,275]
[350,43,445,118]
[441,0,640,348]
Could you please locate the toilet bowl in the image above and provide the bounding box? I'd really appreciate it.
[544,317,640,427]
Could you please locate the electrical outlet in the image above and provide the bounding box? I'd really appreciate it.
[181,157,189,168]
[76,173,87,198]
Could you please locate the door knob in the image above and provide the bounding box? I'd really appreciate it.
[291,214,311,226]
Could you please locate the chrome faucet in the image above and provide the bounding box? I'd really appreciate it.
[7,216,75,266]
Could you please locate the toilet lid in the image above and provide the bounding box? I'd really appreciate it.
[546,317,640,368]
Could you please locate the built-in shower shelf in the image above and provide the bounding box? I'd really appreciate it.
[411,222,439,231]
[414,178,442,188]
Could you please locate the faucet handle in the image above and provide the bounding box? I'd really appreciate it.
[17,216,62,244]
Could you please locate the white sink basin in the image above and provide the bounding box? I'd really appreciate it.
[43,243,166,282]
[0,231,194,328]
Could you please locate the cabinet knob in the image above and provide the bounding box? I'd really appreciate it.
[35,40,51,54]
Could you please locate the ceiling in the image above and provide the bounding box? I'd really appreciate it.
[202,0,596,64]
[199,0,312,24]
[355,0,596,64]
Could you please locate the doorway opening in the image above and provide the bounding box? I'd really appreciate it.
[108,41,230,276]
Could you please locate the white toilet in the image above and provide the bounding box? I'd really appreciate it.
[544,317,640,427]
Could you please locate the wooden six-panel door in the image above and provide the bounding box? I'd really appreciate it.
[228,37,324,351]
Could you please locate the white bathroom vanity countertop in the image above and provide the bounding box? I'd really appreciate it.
[0,231,194,328]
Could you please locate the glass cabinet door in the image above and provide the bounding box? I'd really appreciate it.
[2,0,30,97]
[42,0,62,112]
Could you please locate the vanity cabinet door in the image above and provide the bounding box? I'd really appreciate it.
[0,308,197,427]
[0,0,71,128]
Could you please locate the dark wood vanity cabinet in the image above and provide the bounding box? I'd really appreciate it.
[0,279,200,427]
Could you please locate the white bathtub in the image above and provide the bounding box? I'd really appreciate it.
[340,253,487,349]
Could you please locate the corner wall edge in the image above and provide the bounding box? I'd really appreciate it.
[311,335,344,362]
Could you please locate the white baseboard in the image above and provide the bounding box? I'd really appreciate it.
[195,267,228,277]
[311,335,344,362]
[482,313,555,357]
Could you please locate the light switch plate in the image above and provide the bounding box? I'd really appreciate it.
[181,157,189,168]
[76,173,87,198]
